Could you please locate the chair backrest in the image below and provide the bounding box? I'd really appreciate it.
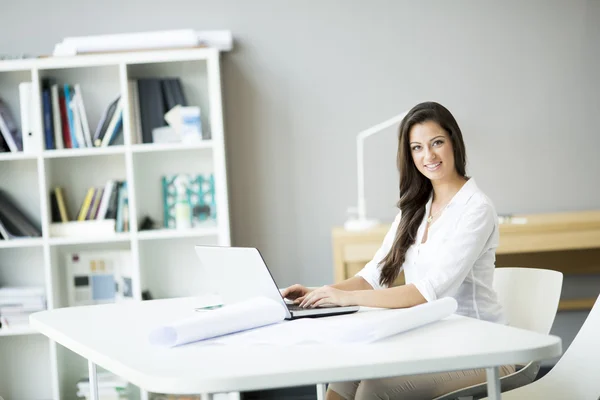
[498,295,600,399]
[493,267,563,334]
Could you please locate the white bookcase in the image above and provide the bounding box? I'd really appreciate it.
[0,48,231,400]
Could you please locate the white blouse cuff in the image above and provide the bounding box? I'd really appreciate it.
[414,279,437,302]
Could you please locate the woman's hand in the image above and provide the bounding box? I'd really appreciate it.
[281,284,313,302]
[299,285,355,308]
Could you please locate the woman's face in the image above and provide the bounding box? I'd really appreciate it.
[409,121,457,182]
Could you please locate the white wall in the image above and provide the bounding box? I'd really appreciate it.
[2,0,599,359]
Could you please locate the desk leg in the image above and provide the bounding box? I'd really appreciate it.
[486,367,501,399]
[88,360,99,400]
[200,394,239,400]
[316,383,327,400]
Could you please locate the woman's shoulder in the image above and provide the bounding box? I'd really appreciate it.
[460,179,498,218]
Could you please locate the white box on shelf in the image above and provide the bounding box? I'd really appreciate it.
[49,219,116,237]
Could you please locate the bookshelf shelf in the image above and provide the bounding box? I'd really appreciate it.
[0,325,40,337]
[0,152,39,161]
[47,233,132,246]
[138,225,218,241]
[0,47,230,400]
[131,140,214,153]
[0,238,44,249]
[43,145,126,159]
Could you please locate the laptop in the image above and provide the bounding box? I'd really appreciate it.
[194,246,360,319]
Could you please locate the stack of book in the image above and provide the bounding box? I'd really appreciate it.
[0,286,46,329]
[76,371,128,400]
[129,77,199,144]
[34,78,123,150]
[0,189,42,240]
[49,180,129,237]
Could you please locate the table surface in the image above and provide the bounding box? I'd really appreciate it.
[30,297,562,395]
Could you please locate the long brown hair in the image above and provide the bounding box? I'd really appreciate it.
[378,102,468,286]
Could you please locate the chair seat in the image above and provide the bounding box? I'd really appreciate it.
[432,362,541,400]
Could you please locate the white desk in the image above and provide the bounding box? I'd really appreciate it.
[30,297,562,400]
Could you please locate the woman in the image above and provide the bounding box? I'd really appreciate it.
[282,102,515,399]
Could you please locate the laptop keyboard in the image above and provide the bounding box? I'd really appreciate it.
[287,303,337,311]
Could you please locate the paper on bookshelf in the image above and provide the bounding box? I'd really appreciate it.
[53,30,233,56]
[149,297,287,347]
[210,297,458,346]
[66,249,133,306]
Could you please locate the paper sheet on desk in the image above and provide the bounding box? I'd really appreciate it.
[208,297,458,345]
[149,297,286,347]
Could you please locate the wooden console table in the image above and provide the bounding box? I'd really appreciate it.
[332,210,600,311]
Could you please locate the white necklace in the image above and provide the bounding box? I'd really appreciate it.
[427,201,451,224]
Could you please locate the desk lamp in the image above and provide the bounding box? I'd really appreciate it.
[344,111,409,231]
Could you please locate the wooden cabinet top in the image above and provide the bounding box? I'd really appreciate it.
[333,210,600,254]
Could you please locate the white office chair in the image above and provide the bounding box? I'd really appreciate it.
[433,267,563,400]
[482,294,600,399]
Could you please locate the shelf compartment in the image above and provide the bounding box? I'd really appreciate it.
[0,246,47,290]
[0,69,33,155]
[38,65,123,151]
[49,241,132,311]
[0,159,42,237]
[43,154,127,228]
[0,334,53,399]
[139,236,218,300]
[126,59,212,145]
[132,149,215,230]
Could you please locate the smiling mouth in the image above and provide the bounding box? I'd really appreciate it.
[425,162,441,171]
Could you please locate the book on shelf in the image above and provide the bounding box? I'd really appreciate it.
[19,82,40,154]
[41,79,55,150]
[0,97,23,152]
[66,250,133,307]
[93,95,122,147]
[133,77,203,144]
[0,189,42,239]
[38,78,123,150]
[49,180,129,236]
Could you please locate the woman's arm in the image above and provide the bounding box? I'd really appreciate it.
[349,283,426,308]
[330,276,374,291]
[299,282,426,309]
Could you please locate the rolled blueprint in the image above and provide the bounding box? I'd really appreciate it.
[149,296,286,347]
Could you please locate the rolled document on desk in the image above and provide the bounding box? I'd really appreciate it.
[209,297,458,346]
[149,297,286,347]
[336,296,458,343]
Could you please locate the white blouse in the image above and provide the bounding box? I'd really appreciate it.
[356,178,505,324]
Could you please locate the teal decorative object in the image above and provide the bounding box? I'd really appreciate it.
[162,174,216,229]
